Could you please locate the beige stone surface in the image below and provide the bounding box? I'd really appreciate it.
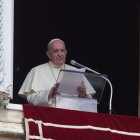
[0,104,25,140]
[0,136,24,140]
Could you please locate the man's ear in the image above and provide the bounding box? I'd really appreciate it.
[46,51,51,59]
[65,49,67,55]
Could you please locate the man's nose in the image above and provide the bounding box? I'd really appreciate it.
[58,51,63,55]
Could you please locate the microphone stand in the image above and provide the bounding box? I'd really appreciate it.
[85,67,113,114]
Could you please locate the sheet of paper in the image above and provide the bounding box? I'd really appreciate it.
[56,68,86,96]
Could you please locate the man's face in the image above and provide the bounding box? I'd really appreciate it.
[47,40,67,66]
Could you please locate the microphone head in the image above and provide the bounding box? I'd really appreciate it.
[70,60,86,68]
[70,60,76,65]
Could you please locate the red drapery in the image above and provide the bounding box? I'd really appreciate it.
[23,104,140,140]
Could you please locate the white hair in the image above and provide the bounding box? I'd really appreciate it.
[47,38,65,50]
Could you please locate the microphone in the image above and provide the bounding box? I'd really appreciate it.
[70,60,100,74]
[70,59,113,114]
[70,60,86,68]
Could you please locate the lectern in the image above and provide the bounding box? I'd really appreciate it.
[53,69,107,113]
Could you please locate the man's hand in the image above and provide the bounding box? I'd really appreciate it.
[48,83,59,99]
[77,82,86,97]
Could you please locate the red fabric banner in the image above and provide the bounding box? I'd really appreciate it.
[23,104,140,140]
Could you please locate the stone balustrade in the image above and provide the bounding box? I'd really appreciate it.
[0,103,25,140]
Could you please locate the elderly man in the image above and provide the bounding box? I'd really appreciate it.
[18,38,97,112]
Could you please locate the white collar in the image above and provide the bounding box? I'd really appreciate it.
[49,61,65,69]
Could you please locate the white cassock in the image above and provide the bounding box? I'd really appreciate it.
[18,61,97,112]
